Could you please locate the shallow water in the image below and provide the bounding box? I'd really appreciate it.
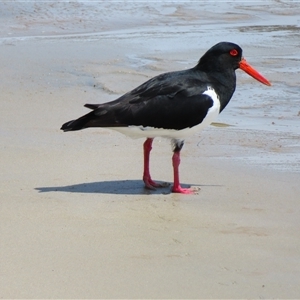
[1,1,299,173]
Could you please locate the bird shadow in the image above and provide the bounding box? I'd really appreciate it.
[35,180,221,195]
[36,180,171,195]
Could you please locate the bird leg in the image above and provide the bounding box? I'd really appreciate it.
[143,138,163,189]
[171,139,193,194]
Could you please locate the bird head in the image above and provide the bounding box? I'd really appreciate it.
[197,42,271,86]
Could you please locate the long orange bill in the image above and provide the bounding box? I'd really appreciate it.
[239,58,271,86]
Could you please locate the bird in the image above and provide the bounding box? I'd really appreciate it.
[61,41,271,194]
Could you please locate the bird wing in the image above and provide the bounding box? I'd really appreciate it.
[84,70,217,130]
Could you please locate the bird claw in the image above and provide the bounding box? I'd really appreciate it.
[172,185,201,194]
[143,176,170,190]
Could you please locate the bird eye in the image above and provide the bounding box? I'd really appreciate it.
[230,49,238,56]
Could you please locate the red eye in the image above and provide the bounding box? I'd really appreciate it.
[230,49,238,56]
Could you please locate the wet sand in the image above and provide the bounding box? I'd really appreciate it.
[1,2,300,299]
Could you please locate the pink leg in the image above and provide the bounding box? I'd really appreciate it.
[171,151,193,194]
[143,138,162,189]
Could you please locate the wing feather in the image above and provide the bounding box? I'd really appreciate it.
[83,69,215,130]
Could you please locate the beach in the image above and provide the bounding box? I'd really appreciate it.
[1,1,300,298]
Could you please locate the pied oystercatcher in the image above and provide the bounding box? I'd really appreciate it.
[61,42,271,194]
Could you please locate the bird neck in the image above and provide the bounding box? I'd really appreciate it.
[212,70,236,112]
[193,66,237,112]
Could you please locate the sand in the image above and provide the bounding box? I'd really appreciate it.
[1,1,300,299]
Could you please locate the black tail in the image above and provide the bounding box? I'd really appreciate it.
[60,103,119,132]
[60,111,95,132]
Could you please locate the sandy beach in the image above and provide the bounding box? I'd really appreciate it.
[1,1,300,299]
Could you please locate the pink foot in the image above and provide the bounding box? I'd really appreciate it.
[172,185,195,194]
[143,176,168,190]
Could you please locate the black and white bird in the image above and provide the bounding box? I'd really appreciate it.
[61,42,271,194]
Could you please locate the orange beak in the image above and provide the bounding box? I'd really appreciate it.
[239,58,271,86]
